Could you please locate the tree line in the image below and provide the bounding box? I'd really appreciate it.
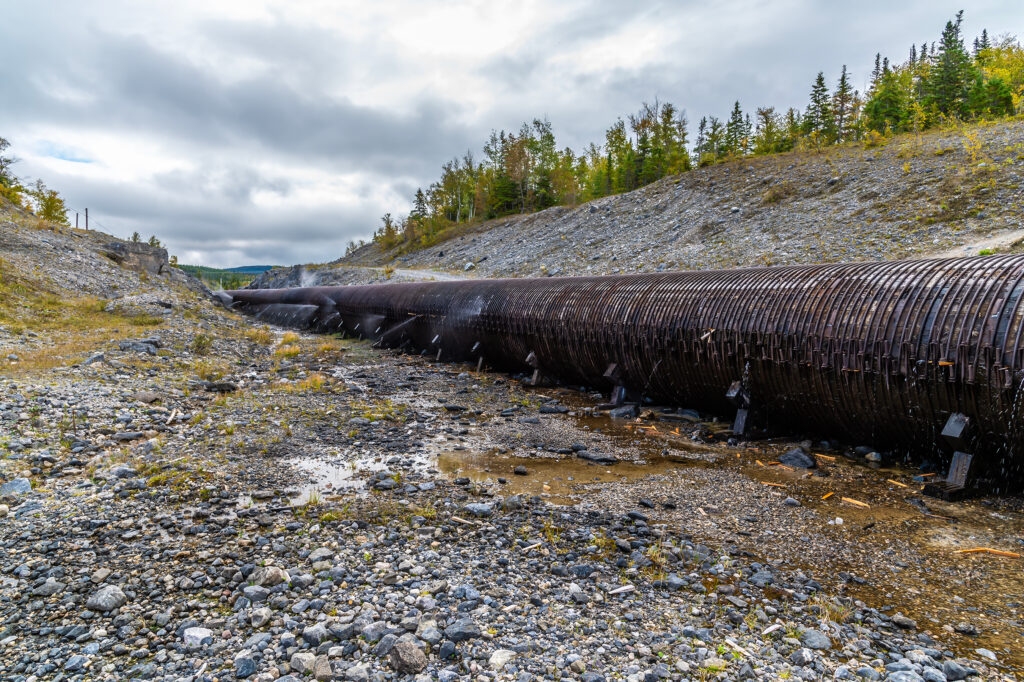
[371,11,1023,253]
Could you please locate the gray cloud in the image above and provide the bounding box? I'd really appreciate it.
[0,0,1020,266]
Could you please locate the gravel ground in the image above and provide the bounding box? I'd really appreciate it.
[2,283,1021,681]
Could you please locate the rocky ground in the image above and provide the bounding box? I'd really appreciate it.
[2,212,1023,681]
[252,119,1024,289]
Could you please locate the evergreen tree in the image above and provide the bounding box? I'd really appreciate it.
[695,117,708,160]
[864,69,908,132]
[411,188,428,221]
[802,71,836,142]
[924,11,976,117]
[832,65,855,141]
[703,117,725,165]
[724,101,746,155]
[870,53,882,90]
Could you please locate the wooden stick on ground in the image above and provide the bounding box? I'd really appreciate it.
[841,497,870,508]
[954,547,1021,558]
[886,479,908,488]
[821,492,834,500]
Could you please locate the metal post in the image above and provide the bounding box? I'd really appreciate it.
[85,208,89,230]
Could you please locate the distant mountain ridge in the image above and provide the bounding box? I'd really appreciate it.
[223,265,277,273]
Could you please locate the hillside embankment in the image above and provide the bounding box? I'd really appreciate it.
[253,119,1024,289]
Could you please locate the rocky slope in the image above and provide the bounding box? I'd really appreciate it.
[253,119,1024,289]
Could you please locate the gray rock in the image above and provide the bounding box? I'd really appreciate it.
[0,478,31,496]
[891,613,917,629]
[346,663,370,682]
[886,672,925,682]
[250,606,272,628]
[608,405,639,419]
[290,651,316,674]
[313,655,333,681]
[444,617,482,642]
[64,654,87,671]
[417,621,442,645]
[790,647,814,666]
[800,628,831,650]
[309,547,333,563]
[953,621,978,635]
[234,654,257,678]
[390,640,428,673]
[251,565,288,587]
[86,584,127,612]
[31,578,65,596]
[242,585,269,602]
[464,503,493,517]
[941,660,971,681]
[302,622,330,646]
[778,447,816,468]
[373,633,398,657]
[182,627,213,649]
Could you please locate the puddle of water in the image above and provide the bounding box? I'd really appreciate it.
[285,456,390,504]
[435,448,712,505]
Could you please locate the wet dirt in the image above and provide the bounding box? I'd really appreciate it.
[284,354,1024,670]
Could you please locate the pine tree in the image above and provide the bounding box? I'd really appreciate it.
[864,69,907,132]
[411,188,428,221]
[695,117,708,161]
[924,11,976,117]
[870,53,882,90]
[703,117,725,165]
[974,28,992,63]
[832,65,855,141]
[803,72,836,142]
[724,101,746,155]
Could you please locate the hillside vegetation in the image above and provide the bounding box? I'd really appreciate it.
[251,118,1024,287]
[358,12,1024,257]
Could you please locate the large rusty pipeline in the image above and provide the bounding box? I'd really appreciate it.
[225,255,1024,479]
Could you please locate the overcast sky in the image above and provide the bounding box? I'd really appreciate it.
[1,1,1020,267]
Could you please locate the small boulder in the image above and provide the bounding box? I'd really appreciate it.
[778,447,816,469]
[0,478,32,496]
[183,627,213,649]
[86,585,127,612]
[389,641,428,673]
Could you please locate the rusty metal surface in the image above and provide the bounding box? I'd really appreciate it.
[226,255,1024,470]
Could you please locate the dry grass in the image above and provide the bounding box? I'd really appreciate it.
[315,340,345,357]
[274,344,301,358]
[244,327,274,345]
[278,372,331,393]
[0,257,165,374]
[280,331,300,345]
